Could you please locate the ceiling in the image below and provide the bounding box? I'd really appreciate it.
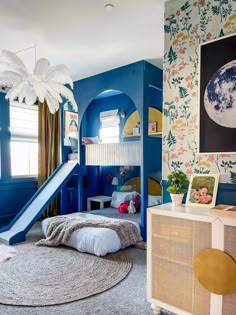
[0,0,165,82]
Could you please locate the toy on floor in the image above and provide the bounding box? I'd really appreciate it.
[128,200,136,214]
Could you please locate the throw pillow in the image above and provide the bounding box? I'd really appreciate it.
[82,136,100,144]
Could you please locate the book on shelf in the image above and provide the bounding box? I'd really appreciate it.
[209,204,236,218]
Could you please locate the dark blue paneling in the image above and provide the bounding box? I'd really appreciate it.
[0,180,37,227]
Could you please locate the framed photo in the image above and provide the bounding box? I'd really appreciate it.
[199,33,236,154]
[64,110,78,145]
[148,121,157,134]
[186,174,219,207]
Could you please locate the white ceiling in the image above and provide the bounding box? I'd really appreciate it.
[0,0,165,81]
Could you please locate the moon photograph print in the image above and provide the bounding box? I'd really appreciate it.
[199,33,236,154]
[204,60,236,128]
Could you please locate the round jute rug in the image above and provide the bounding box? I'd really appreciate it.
[0,243,132,306]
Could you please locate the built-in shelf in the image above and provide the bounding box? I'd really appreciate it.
[122,131,162,138]
[122,107,162,139]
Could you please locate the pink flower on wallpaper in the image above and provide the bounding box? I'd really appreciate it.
[164,74,167,82]
[206,32,212,40]
[179,147,188,154]
[163,156,167,163]
[193,2,198,6]
[175,97,180,103]
[176,10,180,16]
[199,0,206,7]
[171,153,178,159]
[185,162,191,168]
[186,169,193,176]
[179,61,188,68]
[185,75,192,82]
[220,154,231,158]
[191,24,199,34]
[172,70,179,76]
[207,155,215,162]
[177,135,185,141]
[179,48,186,54]
[166,68,170,72]
[187,82,194,90]
[191,91,197,97]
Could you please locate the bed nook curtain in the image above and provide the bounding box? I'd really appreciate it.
[38,101,60,218]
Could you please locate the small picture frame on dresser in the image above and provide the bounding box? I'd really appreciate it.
[186,174,219,207]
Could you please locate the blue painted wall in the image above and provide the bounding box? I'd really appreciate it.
[0,93,37,227]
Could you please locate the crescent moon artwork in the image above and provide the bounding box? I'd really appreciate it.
[204,60,236,128]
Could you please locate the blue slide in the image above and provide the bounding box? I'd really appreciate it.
[0,162,78,245]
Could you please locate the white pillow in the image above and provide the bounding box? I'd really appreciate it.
[110,191,135,208]
[148,195,162,207]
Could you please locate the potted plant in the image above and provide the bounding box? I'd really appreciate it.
[167,171,189,205]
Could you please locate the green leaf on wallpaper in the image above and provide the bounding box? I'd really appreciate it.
[163,108,169,117]
[167,130,176,147]
[167,46,177,64]
[187,23,192,32]
[165,14,176,22]
[212,6,220,15]
[164,25,170,34]
[180,1,190,11]
[194,168,210,174]
[219,29,225,37]
[230,171,236,184]
[179,86,189,98]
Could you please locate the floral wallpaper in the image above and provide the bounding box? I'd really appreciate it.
[163,0,236,183]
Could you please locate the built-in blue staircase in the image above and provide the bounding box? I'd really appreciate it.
[0,162,78,245]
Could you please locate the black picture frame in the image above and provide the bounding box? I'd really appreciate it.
[199,33,236,154]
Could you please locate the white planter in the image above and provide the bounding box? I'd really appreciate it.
[170,193,184,206]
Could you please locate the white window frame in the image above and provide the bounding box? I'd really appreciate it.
[100,109,120,143]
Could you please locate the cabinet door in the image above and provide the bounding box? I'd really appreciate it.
[222,224,236,315]
[151,215,211,315]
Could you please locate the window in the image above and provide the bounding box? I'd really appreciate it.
[10,102,38,176]
[100,109,120,143]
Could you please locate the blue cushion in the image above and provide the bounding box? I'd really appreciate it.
[69,137,78,153]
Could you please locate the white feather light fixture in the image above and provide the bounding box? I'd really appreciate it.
[0,50,77,114]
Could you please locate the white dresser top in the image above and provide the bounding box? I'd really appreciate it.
[148,202,215,222]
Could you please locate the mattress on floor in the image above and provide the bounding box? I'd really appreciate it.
[41,212,141,256]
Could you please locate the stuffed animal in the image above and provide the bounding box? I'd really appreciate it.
[128,200,136,214]
[118,203,128,213]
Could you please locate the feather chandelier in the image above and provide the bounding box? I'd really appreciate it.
[0,49,77,114]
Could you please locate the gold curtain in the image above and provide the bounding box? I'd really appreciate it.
[38,101,60,218]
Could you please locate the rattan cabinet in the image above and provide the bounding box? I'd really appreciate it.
[147,203,236,315]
